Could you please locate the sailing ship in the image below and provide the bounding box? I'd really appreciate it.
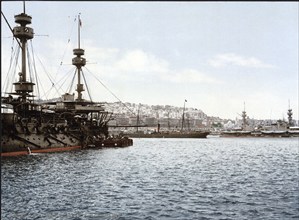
[1,6,132,156]
[126,100,210,138]
[127,130,210,138]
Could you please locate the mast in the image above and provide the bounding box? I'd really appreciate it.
[287,100,293,126]
[78,13,81,49]
[72,14,86,101]
[181,99,187,132]
[136,104,140,132]
[241,102,247,130]
[167,111,170,130]
[12,2,35,103]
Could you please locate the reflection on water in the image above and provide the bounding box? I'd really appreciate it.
[1,138,299,220]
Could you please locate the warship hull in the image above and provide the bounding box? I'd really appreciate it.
[221,130,298,138]
[1,130,133,156]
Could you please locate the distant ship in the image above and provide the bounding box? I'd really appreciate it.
[221,106,256,137]
[259,106,299,137]
[221,103,298,138]
[127,130,210,138]
[1,6,132,156]
[126,100,210,138]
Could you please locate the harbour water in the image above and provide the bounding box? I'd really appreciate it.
[1,137,298,220]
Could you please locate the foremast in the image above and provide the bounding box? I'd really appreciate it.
[287,100,293,126]
[181,99,187,132]
[11,6,35,104]
[72,14,86,102]
[241,102,248,130]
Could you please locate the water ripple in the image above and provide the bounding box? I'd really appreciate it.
[2,137,299,219]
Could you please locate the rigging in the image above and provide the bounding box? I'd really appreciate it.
[1,11,22,49]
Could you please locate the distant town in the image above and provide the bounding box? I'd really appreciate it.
[103,102,298,133]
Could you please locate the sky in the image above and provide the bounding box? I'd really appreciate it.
[1,1,298,120]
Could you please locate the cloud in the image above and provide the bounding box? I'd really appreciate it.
[85,47,220,84]
[208,53,275,68]
[86,47,120,62]
[114,49,169,74]
[164,69,219,84]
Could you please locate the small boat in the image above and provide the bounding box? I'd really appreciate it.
[261,130,288,136]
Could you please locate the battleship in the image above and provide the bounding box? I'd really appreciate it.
[221,103,298,138]
[1,6,132,156]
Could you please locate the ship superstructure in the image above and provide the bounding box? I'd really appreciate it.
[1,6,132,156]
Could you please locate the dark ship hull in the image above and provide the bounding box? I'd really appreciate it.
[221,131,252,137]
[128,131,210,138]
[1,105,132,156]
[221,130,297,138]
[1,129,133,157]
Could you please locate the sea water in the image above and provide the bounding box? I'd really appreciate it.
[1,137,298,220]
